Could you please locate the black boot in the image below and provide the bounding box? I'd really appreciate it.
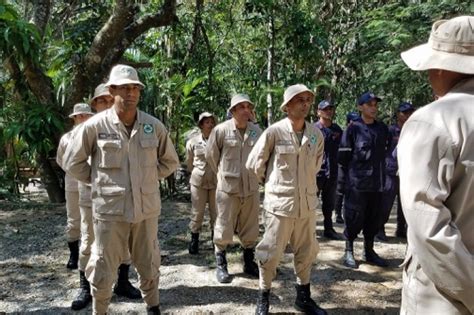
[71,271,92,310]
[375,228,388,242]
[334,193,344,224]
[147,305,160,315]
[188,232,199,255]
[114,264,142,299]
[294,284,328,315]
[67,241,79,270]
[323,227,344,240]
[364,239,389,267]
[215,251,232,283]
[255,289,270,315]
[343,240,357,269]
[243,247,259,278]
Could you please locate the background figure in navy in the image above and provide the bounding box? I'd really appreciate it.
[315,100,343,240]
[338,92,391,269]
[376,102,414,241]
[334,112,360,224]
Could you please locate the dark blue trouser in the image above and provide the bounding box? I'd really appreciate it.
[317,176,337,230]
[380,175,406,231]
[343,190,383,242]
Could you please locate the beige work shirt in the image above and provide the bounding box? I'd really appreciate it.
[57,130,79,192]
[398,78,474,313]
[246,118,324,218]
[64,107,179,223]
[185,133,216,189]
[206,119,261,197]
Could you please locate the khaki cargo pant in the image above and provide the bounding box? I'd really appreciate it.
[256,211,319,290]
[78,186,131,271]
[86,218,161,314]
[65,190,81,242]
[189,185,217,233]
[213,190,259,252]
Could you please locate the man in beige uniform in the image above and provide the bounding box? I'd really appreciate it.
[398,16,474,315]
[68,84,140,310]
[56,103,94,270]
[206,94,262,283]
[186,112,217,254]
[246,84,327,315]
[65,65,179,315]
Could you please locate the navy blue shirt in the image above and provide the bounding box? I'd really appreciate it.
[338,119,391,192]
[315,121,343,179]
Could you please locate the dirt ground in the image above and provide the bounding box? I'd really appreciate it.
[0,183,406,314]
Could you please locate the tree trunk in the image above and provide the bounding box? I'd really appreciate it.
[37,154,65,203]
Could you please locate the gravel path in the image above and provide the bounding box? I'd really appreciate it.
[0,185,406,314]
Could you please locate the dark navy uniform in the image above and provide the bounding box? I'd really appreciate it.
[338,118,390,241]
[315,121,343,232]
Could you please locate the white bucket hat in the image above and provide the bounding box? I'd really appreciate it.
[104,64,145,87]
[91,83,112,103]
[280,84,314,112]
[198,112,217,125]
[69,103,94,118]
[401,16,474,74]
[228,93,254,113]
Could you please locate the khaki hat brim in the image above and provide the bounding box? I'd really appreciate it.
[91,91,113,103]
[104,79,145,88]
[401,43,474,74]
[69,111,94,118]
[227,100,254,113]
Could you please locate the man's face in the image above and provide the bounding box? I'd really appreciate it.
[286,91,313,120]
[232,102,253,125]
[73,114,92,125]
[317,106,335,120]
[358,99,378,120]
[199,117,216,133]
[397,110,414,125]
[109,84,141,110]
[92,95,114,113]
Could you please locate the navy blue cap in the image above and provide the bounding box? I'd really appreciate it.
[318,100,333,109]
[357,91,382,105]
[346,112,360,123]
[398,102,414,112]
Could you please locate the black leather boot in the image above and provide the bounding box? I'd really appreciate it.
[67,241,79,269]
[215,251,232,283]
[323,227,344,240]
[114,264,142,299]
[243,247,259,278]
[147,305,160,315]
[71,271,92,310]
[255,289,270,315]
[364,239,389,267]
[294,284,328,315]
[343,240,357,268]
[188,232,199,254]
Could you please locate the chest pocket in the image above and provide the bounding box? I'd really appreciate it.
[140,138,159,167]
[275,145,296,170]
[224,139,239,158]
[98,140,122,169]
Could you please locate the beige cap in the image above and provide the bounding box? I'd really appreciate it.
[69,103,94,118]
[228,93,254,113]
[91,83,112,103]
[401,16,474,74]
[104,64,145,87]
[198,112,217,125]
[280,84,314,112]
